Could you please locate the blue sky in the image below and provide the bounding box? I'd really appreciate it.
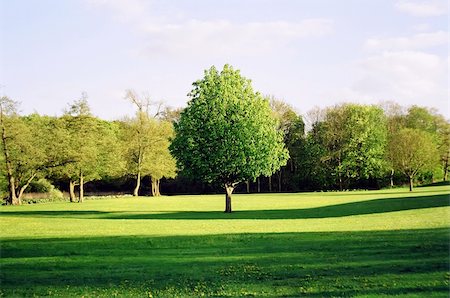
[1,0,448,120]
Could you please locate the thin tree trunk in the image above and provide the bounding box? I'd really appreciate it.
[7,175,18,205]
[151,177,159,197]
[268,176,272,192]
[156,179,160,196]
[133,171,141,196]
[69,180,76,202]
[409,176,413,192]
[1,108,18,205]
[257,177,260,193]
[79,171,84,203]
[224,183,234,213]
[444,155,449,181]
[278,170,282,192]
[17,173,37,203]
[390,169,394,188]
[246,180,250,193]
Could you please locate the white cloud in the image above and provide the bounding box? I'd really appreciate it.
[140,18,334,58]
[85,0,333,59]
[412,23,432,32]
[351,51,447,107]
[395,0,448,17]
[365,31,448,51]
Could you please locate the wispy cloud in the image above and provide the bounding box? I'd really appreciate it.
[351,51,447,104]
[86,0,333,59]
[140,19,334,58]
[395,0,448,17]
[365,31,448,51]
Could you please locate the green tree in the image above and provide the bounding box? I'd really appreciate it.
[388,128,438,191]
[0,97,69,204]
[381,101,406,187]
[123,90,176,196]
[403,106,447,182]
[304,104,387,190]
[170,65,288,212]
[60,95,116,202]
[437,120,450,181]
[269,96,305,191]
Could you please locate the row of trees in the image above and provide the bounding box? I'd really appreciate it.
[268,101,449,193]
[0,92,176,205]
[1,65,449,207]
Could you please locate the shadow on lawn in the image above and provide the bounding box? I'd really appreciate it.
[1,193,448,220]
[1,228,449,297]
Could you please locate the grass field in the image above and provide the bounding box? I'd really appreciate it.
[1,185,449,297]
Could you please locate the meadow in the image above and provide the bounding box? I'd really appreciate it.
[1,185,449,297]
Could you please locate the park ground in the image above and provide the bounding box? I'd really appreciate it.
[0,185,449,297]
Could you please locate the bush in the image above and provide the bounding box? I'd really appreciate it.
[21,179,65,204]
[28,178,54,193]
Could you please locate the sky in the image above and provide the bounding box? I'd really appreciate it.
[0,0,448,120]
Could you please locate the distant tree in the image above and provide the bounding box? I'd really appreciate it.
[437,120,450,181]
[170,65,288,212]
[60,94,118,202]
[268,96,305,191]
[403,106,447,182]
[303,104,387,190]
[123,90,176,196]
[0,97,69,204]
[0,97,34,204]
[388,128,438,191]
[160,106,183,123]
[380,101,406,187]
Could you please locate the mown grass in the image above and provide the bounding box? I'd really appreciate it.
[1,185,449,297]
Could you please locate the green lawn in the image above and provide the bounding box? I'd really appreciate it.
[1,185,449,297]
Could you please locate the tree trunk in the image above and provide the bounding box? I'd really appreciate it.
[257,177,260,193]
[246,180,250,193]
[224,183,234,213]
[409,176,413,192]
[133,171,141,196]
[278,170,282,192]
[268,176,272,192]
[151,177,160,197]
[156,179,160,196]
[69,180,76,202]
[17,173,37,203]
[8,176,19,205]
[443,155,449,181]
[79,171,84,203]
[390,169,394,188]
[1,109,19,205]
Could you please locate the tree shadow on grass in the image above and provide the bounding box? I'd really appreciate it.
[113,193,449,220]
[1,228,449,297]
[1,193,448,220]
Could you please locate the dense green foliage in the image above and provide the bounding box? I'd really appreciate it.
[388,128,439,191]
[300,104,388,190]
[171,65,288,185]
[170,65,288,211]
[1,65,449,203]
[1,185,449,296]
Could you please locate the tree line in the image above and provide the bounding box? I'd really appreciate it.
[0,91,177,205]
[1,65,449,205]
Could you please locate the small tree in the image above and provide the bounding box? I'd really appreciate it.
[61,95,107,202]
[123,90,175,196]
[388,128,438,191]
[170,65,288,212]
[0,97,70,204]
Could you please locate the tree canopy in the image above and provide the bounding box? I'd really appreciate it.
[170,65,288,212]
